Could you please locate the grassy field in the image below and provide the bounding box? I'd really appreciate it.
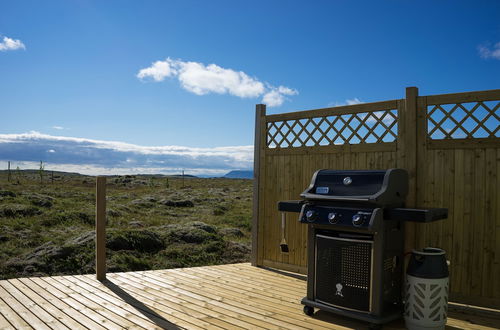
[0,170,253,280]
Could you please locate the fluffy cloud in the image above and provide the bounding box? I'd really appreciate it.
[137,58,297,107]
[177,61,265,98]
[0,36,25,51]
[0,132,253,176]
[0,161,230,177]
[329,98,364,107]
[137,60,177,81]
[262,86,299,107]
[345,98,363,105]
[478,42,500,60]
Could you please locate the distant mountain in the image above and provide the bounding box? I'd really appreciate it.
[223,170,253,179]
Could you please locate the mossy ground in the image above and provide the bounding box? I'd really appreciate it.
[0,170,252,279]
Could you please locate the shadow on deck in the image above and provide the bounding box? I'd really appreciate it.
[0,263,498,329]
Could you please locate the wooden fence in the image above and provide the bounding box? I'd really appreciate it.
[251,87,500,309]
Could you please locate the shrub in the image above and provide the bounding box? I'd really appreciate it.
[1,204,41,217]
[213,205,228,215]
[108,251,151,272]
[107,230,165,252]
[41,210,93,226]
[0,190,16,198]
[26,193,54,208]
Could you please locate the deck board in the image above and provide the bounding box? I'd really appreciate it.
[38,277,123,330]
[0,286,49,330]
[153,268,334,329]
[7,278,84,330]
[123,272,267,329]
[21,277,107,330]
[1,281,69,330]
[0,263,498,329]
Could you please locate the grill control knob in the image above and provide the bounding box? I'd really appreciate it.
[327,212,338,224]
[352,214,364,226]
[305,210,317,222]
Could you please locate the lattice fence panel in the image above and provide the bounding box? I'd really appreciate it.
[427,100,500,139]
[266,109,398,148]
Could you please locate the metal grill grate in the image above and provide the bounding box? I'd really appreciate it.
[315,234,373,312]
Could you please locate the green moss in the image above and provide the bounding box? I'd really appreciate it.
[0,171,253,279]
[109,251,151,271]
[107,230,165,252]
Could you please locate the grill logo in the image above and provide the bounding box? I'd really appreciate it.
[315,186,329,194]
[335,283,344,297]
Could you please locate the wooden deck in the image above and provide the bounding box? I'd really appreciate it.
[0,263,498,329]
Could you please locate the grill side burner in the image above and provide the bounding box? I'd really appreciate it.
[278,168,448,326]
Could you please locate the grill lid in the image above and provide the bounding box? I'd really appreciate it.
[300,168,408,206]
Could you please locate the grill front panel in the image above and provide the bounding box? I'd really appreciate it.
[315,234,373,312]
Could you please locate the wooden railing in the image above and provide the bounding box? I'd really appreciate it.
[95,177,106,281]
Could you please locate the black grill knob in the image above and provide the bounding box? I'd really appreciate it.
[327,212,338,224]
[352,214,364,226]
[305,210,317,222]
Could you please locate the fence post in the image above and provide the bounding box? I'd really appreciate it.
[400,87,419,253]
[96,176,106,281]
[251,104,266,266]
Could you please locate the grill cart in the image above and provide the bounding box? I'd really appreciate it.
[278,169,448,327]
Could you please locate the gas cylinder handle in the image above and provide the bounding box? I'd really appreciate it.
[411,247,445,256]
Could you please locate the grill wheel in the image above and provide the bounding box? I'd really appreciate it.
[303,305,314,316]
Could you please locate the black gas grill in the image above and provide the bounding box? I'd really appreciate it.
[278,169,447,326]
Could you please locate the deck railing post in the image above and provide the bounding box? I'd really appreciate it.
[251,104,266,266]
[96,176,106,281]
[401,87,419,254]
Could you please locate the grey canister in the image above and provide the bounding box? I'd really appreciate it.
[404,247,449,330]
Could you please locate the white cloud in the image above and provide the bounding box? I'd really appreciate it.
[137,57,296,107]
[0,36,25,51]
[329,98,364,107]
[0,131,253,176]
[478,42,500,60]
[52,126,66,130]
[0,131,253,161]
[177,61,265,97]
[346,98,363,105]
[262,90,283,107]
[357,111,396,125]
[137,59,177,81]
[262,86,299,107]
[0,160,230,177]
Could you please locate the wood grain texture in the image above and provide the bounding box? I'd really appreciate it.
[414,96,499,308]
[254,87,500,308]
[425,89,500,105]
[251,104,266,266]
[1,264,497,329]
[95,176,107,281]
[266,100,399,121]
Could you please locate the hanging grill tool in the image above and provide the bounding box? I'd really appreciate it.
[278,169,448,327]
[280,212,289,253]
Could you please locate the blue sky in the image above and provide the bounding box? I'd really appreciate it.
[1,0,499,175]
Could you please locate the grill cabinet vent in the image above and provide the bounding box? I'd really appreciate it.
[315,234,373,312]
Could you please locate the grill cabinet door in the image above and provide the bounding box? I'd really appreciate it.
[315,234,373,313]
